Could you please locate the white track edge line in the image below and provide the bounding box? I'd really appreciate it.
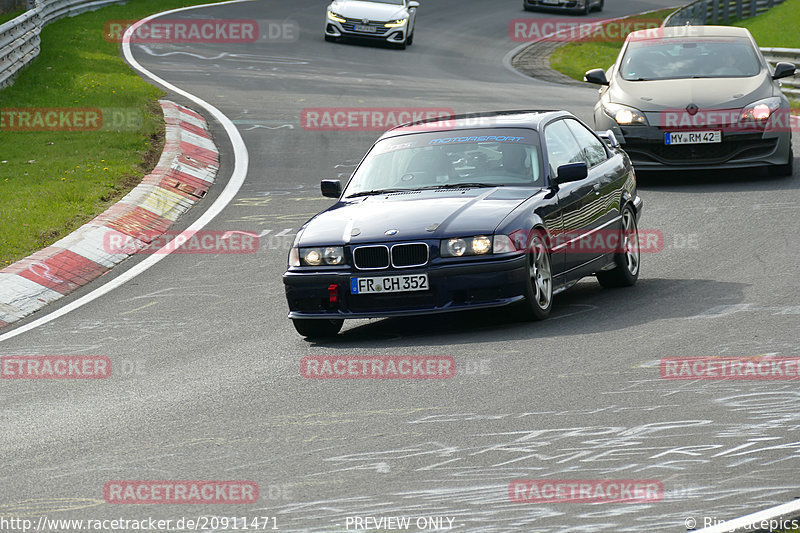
[0,0,253,343]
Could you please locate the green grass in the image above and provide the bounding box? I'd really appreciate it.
[0,0,217,265]
[0,10,24,25]
[549,9,674,82]
[733,0,800,48]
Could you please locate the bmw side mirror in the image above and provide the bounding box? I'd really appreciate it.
[554,162,588,185]
[773,62,796,80]
[321,179,342,198]
[584,68,609,86]
[408,1,419,7]
[597,130,620,149]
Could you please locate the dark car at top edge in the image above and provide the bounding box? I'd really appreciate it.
[283,111,643,338]
[585,25,796,175]
[523,0,603,15]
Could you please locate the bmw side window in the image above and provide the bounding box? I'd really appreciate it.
[544,120,586,178]
[565,119,608,168]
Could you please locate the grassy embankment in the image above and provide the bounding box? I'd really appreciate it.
[0,0,217,265]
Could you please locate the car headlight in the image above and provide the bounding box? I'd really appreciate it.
[603,103,649,126]
[291,246,345,267]
[323,246,344,265]
[740,97,782,123]
[441,236,493,257]
[385,18,408,27]
[327,10,346,23]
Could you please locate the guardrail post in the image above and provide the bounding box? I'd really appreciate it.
[750,0,757,17]
[736,0,743,19]
[711,0,718,23]
[721,0,729,22]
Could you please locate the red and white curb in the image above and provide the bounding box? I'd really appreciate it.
[0,100,219,329]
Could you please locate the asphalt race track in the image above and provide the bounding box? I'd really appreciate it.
[2,1,799,531]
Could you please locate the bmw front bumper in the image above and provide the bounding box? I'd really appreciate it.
[284,255,528,320]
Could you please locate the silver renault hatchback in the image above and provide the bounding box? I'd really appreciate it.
[585,26,796,176]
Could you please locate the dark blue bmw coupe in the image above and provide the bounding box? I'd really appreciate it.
[283,111,643,338]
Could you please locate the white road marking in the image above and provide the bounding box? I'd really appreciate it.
[244,124,294,130]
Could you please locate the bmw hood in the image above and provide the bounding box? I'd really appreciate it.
[610,73,775,112]
[328,0,408,21]
[297,188,537,247]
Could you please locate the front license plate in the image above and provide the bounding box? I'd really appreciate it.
[665,131,721,145]
[354,24,377,33]
[351,274,429,294]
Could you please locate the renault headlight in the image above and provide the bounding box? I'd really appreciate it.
[603,103,649,126]
[740,97,782,123]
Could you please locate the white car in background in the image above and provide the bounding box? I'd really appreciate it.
[325,0,419,49]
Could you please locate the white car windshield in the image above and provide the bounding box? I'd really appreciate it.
[621,37,761,81]
[344,129,543,197]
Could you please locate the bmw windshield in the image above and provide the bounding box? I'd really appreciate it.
[343,129,544,197]
[620,37,761,81]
